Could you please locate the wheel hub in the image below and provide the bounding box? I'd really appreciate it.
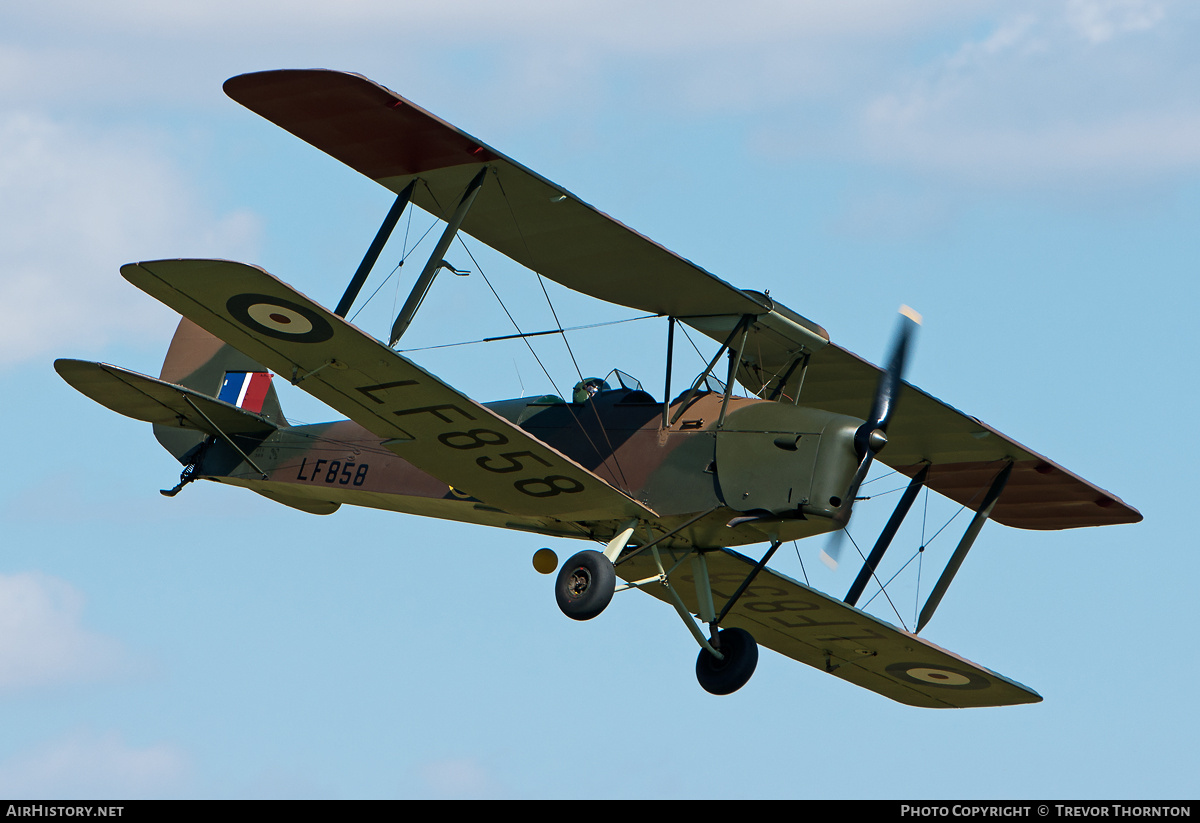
[567,567,592,598]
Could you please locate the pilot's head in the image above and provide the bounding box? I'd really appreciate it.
[572,377,609,403]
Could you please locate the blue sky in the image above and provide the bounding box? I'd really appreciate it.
[1,0,1195,799]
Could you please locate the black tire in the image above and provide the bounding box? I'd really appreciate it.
[555,550,616,621]
[695,627,759,695]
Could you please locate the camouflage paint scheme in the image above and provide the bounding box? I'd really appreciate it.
[60,316,861,551]
[51,69,1145,708]
[219,68,1139,533]
[53,315,1045,709]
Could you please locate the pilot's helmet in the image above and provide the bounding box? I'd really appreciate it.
[572,377,610,403]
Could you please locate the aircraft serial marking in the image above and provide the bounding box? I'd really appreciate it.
[394,404,477,423]
[356,380,417,403]
[353,381,586,500]
[702,572,889,641]
[476,451,551,474]
[295,457,369,486]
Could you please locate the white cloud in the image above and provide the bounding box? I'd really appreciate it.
[0,732,188,799]
[0,572,126,691]
[2,1,976,48]
[0,2,988,115]
[0,110,260,368]
[1066,0,1165,43]
[2,0,1197,319]
[852,3,1200,190]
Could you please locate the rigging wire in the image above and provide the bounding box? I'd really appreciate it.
[451,236,631,488]
[334,168,636,492]
[392,196,415,317]
[860,550,922,610]
[916,486,929,626]
[348,210,439,325]
[531,269,632,489]
[676,323,710,365]
[490,172,635,489]
[672,322,734,398]
[843,528,908,630]
[921,485,929,547]
[394,314,658,354]
[792,541,810,586]
[858,473,995,616]
[861,468,900,488]
[454,239,566,398]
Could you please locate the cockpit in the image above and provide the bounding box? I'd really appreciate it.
[571,370,654,404]
[486,369,656,425]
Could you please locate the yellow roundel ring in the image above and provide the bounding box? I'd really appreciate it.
[226,293,333,343]
[885,662,989,690]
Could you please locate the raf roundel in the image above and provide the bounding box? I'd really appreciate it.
[885,662,990,690]
[226,293,333,343]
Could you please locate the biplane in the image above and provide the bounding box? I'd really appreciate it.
[55,70,1141,708]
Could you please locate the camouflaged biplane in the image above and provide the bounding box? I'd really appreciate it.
[56,70,1141,708]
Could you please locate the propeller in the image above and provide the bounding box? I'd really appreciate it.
[821,305,921,570]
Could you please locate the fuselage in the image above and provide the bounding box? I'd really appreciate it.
[201,386,865,549]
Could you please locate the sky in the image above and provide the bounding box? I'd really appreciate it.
[0,0,1195,799]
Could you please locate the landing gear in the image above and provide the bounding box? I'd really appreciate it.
[551,533,765,694]
[695,627,759,695]
[555,550,616,621]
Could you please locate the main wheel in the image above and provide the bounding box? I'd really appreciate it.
[695,627,759,695]
[555,550,616,621]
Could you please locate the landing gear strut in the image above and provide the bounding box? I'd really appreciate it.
[638,545,766,695]
[552,529,766,695]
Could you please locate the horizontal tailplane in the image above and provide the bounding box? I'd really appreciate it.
[54,359,278,440]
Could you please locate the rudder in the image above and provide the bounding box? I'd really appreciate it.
[154,318,288,462]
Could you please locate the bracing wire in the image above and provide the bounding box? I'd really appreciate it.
[349,210,439,325]
[792,541,810,586]
[676,323,711,366]
[455,239,566,399]
[452,237,630,488]
[490,172,636,489]
[843,528,908,630]
[394,314,658,354]
[858,468,999,619]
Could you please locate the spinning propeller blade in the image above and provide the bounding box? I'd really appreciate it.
[824,306,921,569]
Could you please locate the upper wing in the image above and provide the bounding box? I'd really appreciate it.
[223,68,1140,530]
[223,69,777,321]
[122,258,655,522]
[791,346,1141,529]
[618,547,1041,708]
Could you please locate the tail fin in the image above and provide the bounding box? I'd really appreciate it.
[154,318,288,461]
